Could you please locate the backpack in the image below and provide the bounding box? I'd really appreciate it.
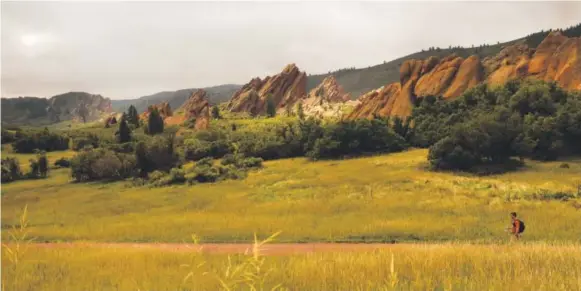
[518,220,525,233]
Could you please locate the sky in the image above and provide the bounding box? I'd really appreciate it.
[2,1,581,100]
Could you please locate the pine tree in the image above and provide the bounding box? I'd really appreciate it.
[38,152,48,178]
[266,95,276,118]
[211,106,221,119]
[285,103,293,116]
[296,102,305,120]
[127,105,140,127]
[147,107,164,135]
[116,115,132,143]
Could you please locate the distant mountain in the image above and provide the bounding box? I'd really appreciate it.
[1,92,112,125]
[111,84,241,113]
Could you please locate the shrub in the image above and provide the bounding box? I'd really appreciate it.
[183,139,212,161]
[413,80,581,171]
[559,163,570,169]
[186,165,221,183]
[220,154,263,169]
[105,142,135,153]
[183,118,197,129]
[72,134,100,151]
[1,158,22,183]
[12,129,69,153]
[135,136,180,175]
[1,129,16,144]
[220,154,237,166]
[196,157,214,167]
[54,157,71,168]
[27,159,40,179]
[531,190,576,201]
[236,157,263,169]
[218,165,247,180]
[306,119,408,160]
[147,168,185,187]
[70,149,137,182]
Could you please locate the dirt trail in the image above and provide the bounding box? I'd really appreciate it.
[31,243,417,255]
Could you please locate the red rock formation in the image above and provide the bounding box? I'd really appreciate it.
[194,106,210,130]
[350,54,483,118]
[168,89,212,130]
[483,43,534,86]
[140,102,172,121]
[307,76,351,103]
[228,64,307,115]
[295,76,356,118]
[180,89,210,120]
[350,32,581,119]
[527,31,581,90]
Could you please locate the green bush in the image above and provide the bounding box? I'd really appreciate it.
[1,158,22,183]
[12,129,69,153]
[70,149,137,182]
[186,164,221,183]
[415,80,581,171]
[72,134,100,151]
[1,129,16,144]
[54,157,71,168]
[135,136,180,175]
[105,142,135,153]
[147,168,186,187]
[183,138,212,161]
[306,118,408,160]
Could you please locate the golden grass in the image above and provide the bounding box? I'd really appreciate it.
[2,149,580,243]
[2,242,580,291]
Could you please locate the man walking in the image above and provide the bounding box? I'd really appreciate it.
[506,212,525,241]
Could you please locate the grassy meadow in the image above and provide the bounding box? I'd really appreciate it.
[2,242,580,291]
[2,148,580,243]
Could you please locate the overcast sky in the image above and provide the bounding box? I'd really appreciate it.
[2,1,580,100]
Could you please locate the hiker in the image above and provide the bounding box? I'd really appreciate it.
[506,212,525,240]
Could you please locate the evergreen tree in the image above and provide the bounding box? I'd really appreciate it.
[127,105,140,127]
[211,106,221,119]
[296,102,305,120]
[134,141,149,177]
[38,152,48,178]
[285,103,293,117]
[266,95,276,118]
[147,107,164,135]
[116,115,132,143]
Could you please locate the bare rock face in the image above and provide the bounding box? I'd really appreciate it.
[294,76,356,118]
[228,64,307,115]
[528,31,581,90]
[194,106,210,130]
[307,76,351,103]
[180,89,210,120]
[483,43,534,86]
[47,92,112,123]
[167,89,211,130]
[350,54,483,118]
[350,32,581,119]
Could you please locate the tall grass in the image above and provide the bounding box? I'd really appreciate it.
[2,201,580,291]
[2,149,580,243]
[2,242,580,291]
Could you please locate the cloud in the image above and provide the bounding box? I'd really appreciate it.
[1,1,580,99]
